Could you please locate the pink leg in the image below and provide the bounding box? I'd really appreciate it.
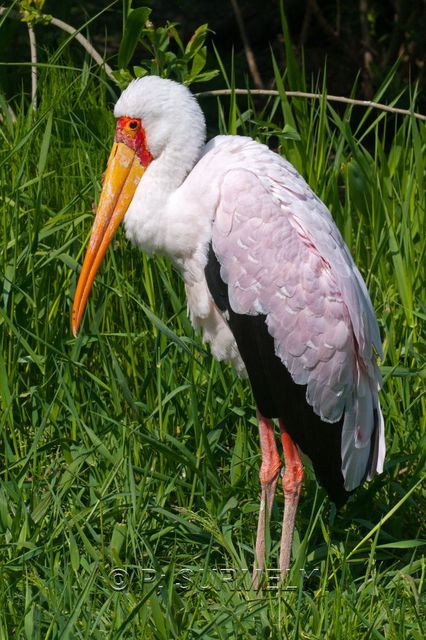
[253,410,281,586]
[278,419,304,580]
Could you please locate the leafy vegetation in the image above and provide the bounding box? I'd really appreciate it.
[117,8,218,86]
[0,8,425,640]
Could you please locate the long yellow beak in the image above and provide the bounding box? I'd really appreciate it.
[72,142,145,336]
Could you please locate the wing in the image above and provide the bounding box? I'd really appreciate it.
[211,144,385,490]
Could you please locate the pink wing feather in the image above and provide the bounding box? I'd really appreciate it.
[210,137,385,490]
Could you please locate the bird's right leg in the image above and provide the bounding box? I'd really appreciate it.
[253,410,281,588]
[278,419,304,581]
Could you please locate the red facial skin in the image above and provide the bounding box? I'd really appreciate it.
[115,117,153,167]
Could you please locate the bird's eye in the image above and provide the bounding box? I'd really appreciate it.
[129,120,138,129]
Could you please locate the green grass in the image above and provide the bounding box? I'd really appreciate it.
[0,52,425,639]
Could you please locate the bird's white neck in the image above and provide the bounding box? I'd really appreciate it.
[123,142,198,256]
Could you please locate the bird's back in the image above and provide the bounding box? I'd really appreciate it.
[178,135,385,498]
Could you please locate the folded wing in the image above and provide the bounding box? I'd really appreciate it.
[212,155,385,490]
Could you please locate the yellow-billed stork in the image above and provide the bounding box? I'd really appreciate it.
[72,76,385,582]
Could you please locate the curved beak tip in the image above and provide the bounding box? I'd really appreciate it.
[71,309,79,337]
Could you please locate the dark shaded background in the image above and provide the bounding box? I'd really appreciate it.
[1,1,425,109]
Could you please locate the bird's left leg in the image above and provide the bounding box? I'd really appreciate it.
[278,419,304,580]
[253,409,281,587]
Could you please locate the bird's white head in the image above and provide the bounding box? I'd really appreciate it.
[71,76,206,336]
[114,76,206,162]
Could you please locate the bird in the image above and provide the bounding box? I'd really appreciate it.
[71,75,385,584]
